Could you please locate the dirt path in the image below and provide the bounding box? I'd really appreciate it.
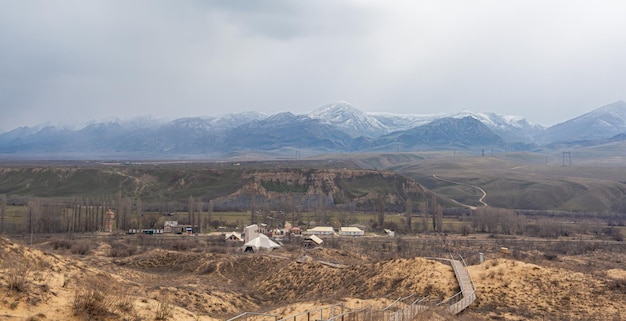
[432,174,488,209]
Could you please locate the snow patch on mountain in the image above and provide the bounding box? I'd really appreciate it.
[309,101,388,137]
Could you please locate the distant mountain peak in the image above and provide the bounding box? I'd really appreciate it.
[309,101,387,137]
[309,101,359,117]
[537,101,626,144]
[586,100,626,119]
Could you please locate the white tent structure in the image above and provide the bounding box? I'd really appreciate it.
[241,234,281,253]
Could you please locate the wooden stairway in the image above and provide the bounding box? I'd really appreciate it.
[446,257,477,315]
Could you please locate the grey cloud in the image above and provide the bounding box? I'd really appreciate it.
[1,1,626,132]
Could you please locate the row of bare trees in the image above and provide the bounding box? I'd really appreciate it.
[0,191,215,234]
[186,196,215,233]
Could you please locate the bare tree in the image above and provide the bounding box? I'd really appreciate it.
[207,200,213,231]
[142,212,161,229]
[187,195,194,229]
[199,198,205,234]
[250,193,256,225]
[27,198,42,234]
[0,194,6,234]
[431,194,438,232]
[195,198,201,233]
[120,197,132,231]
[136,198,143,229]
[405,199,413,233]
[420,201,428,233]
[377,197,385,229]
[435,204,443,233]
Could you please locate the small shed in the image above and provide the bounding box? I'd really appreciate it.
[302,234,324,249]
[242,234,281,253]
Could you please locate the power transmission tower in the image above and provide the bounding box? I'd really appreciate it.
[562,151,571,167]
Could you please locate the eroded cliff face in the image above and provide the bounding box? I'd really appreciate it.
[213,169,426,211]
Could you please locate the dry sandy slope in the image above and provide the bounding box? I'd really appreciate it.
[468,259,626,321]
[0,238,223,321]
[0,238,459,320]
[4,236,624,321]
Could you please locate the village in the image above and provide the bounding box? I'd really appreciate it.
[125,216,394,253]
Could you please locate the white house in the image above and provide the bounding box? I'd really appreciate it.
[339,226,364,236]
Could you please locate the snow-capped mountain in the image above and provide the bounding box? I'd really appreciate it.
[374,116,507,150]
[537,101,626,144]
[367,109,542,143]
[448,110,544,143]
[309,101,541,143]
[308,101,388,137]
[1,100,626,159]
[205,111,267,130]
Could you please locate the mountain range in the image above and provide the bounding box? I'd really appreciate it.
[1,101,626,159]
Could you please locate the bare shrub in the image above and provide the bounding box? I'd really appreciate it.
[543,253,559,261]
[73,286,116,318]
[6,261,29,292]
[50,238,73,251]
[108,241,138,257]
[71,241,93,255]
[72,277,133,320]
[199,262,217,275]
[171,239,196,252]
[206,246,227,254]
[115,294,135,314]
[604,227,624,242]
[154,294,174,320]
[608,278,626,294]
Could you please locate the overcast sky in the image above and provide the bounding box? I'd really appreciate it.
[1,1,626,132]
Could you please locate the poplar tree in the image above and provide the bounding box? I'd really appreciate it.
[0,194,6,234]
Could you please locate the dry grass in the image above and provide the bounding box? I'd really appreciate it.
[2,235,626,321]
[154,294,174,320]
[5,260,30,292]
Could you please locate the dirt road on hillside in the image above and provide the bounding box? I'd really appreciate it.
[432,174,488,209]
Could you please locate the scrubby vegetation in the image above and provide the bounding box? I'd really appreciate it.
[1,155,626,320]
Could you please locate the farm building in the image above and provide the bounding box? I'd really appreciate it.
[339,226,364,236]
[225,232,243,242]
[164,221,178,233]
[305,226,335,235]
[241,234,281,253]
[244,224,260,243]
[290,226,302,235]
[302,234,324,249]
